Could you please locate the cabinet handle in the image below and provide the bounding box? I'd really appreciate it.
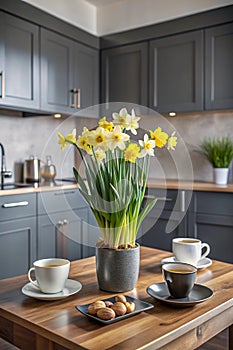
[144,195,172,202]
[0,71,5,99]
[54,190,76,196]
[57,220,63,226]
[2,201,29,208]
[63,219,69,225]
[180,190,185,212]
[76,88,81,108]
[70,88,77,108]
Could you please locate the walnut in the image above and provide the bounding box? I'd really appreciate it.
[87,300,106,315]
[97,307,116,320]
[115,294,127,303]
[111,302,127,316]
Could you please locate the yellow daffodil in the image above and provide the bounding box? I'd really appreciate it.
[87,127,108,149]
[58,130,76,150]
[167,132,178,150]
[77,135,92,154]
[58,107,178,250]
[99,117,114,132]
[139,134,155,157]
[112,108,129,129]
[124,143,140,163]
[125,109,140,135]
[92,148,106,163]
[108,125,130,150]
[150,127,168,148]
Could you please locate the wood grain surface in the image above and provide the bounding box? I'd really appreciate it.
[0,247,232,350]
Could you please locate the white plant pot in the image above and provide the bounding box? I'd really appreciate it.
[213,168,229,185]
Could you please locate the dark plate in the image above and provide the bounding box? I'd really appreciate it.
[147,283,213,307]
[76,296,154,324]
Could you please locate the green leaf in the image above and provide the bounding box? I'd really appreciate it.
[136,197,157,233]
[73,167,88,194]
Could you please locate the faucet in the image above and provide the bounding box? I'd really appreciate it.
[0,143,12,190]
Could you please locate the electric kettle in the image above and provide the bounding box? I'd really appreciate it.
[24,156,41,183]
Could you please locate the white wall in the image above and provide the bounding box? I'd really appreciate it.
[21,0,233,36]
[1,109,233,184]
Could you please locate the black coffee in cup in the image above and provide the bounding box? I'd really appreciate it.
[162,262,197,298]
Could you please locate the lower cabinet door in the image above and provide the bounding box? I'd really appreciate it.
[0,218,36,279]
[81,207,100,258]
[37,214,57,259]
[195,215,233,264]
[140,210,186,252]
[38,210,83,261]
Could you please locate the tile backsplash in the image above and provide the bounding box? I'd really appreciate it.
[0,109,232,183]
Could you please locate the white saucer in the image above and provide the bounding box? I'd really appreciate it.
[22,279,82,301]
[161,256,212,269]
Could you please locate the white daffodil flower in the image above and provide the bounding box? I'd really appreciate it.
[92,148,106,163]
[86,127,108,150]
[112,107,130,129]
[139,134,155,158]
[108,125,130,150]
[125,109,140,135]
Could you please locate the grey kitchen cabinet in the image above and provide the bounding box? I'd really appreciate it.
[205,22,233,110]
[0,12,39,110]
[189,191,233,263]
[37,189,96,261]
[140,189,191,252]
[0,193,36,279]
[101,42,148,106]
[41,28,99,114]
[37,209,84,261]
[149,30,204,113]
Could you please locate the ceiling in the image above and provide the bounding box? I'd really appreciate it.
[21,0,233,36]
[85,0,123,6]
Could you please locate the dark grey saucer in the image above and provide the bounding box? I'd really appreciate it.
[147,282,213,307]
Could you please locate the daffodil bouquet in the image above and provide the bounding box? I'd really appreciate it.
[58,108,177,250]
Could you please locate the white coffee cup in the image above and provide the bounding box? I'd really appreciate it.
[28,258,70,294]
[172,238,210,266]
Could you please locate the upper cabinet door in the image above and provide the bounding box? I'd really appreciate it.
[101,43,148,106]
[205,22,233,110]
[0,12,39,110]
[40,28,74,114]
[41,29,99,114]
[73,43,99,110]
[149,31,204,113]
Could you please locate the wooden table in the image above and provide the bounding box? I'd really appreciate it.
[0,247,232,350]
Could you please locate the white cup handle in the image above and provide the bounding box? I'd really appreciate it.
[201,243,210,259]
[28,267,40,289]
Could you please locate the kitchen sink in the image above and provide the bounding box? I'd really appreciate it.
[0,183,34,190]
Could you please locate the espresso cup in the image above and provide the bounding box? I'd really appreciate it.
[172,238,210,266]
[28,258,70,294]
[162,262,197,298]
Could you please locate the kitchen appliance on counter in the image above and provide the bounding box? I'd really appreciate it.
[24,156,41,184]
[41,155,56,185]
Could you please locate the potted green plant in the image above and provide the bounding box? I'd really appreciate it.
[58,108,177,292]
[199,136,233,185]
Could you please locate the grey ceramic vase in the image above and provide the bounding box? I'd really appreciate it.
[96,244,140,292]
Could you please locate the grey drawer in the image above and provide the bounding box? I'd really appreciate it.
[38,189,88,215]
[145,188,189,212]
[195,191,233,216]
[0,193,36,221]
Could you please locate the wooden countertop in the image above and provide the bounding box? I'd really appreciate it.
[0,183,79,196]
[1,179,233,196]
[0,247,232,350]
[147,179,233,193]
